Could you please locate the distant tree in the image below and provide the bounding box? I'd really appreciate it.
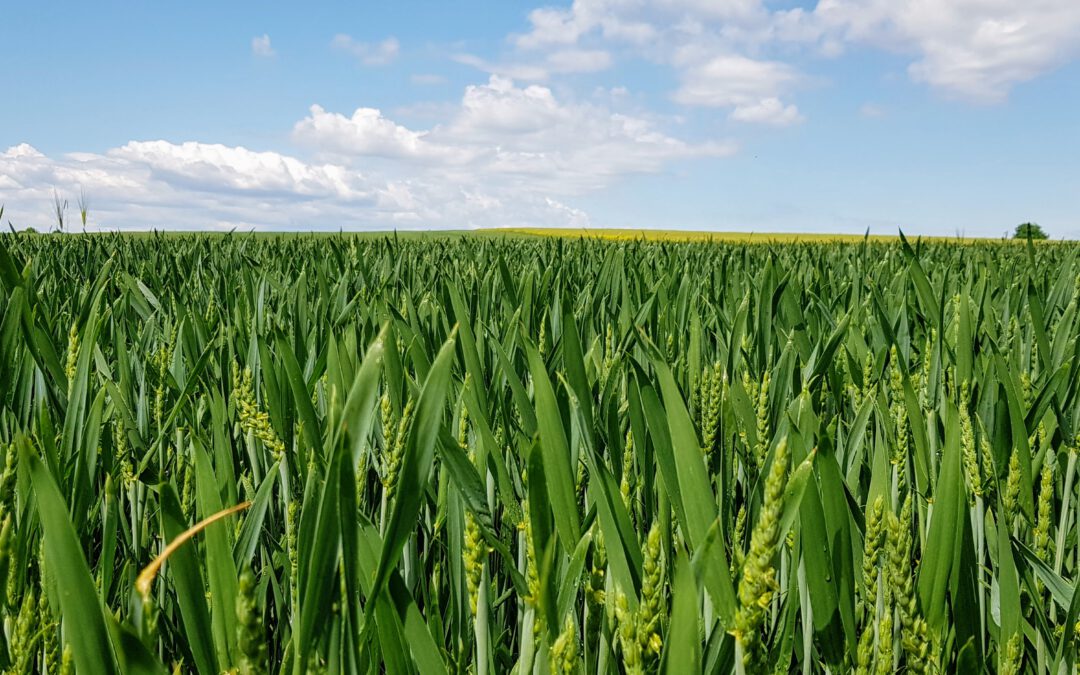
[1014,222,1048,240]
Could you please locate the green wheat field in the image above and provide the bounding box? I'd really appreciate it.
[0,231,1076,674]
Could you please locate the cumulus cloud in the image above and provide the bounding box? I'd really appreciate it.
[252,34,275,58]
[672,53,802,124]
[0,141,593,230]
[1,77,730,230]
[292,106,452,162]
[0,141,394,230]
[293,75,735,192]
[109,141,373,199]
[331,35,400,66]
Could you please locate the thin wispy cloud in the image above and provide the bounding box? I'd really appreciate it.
[331,35,399,66]
[410,73,447,86]
[859,103,886,119]
[251,34,275,58]
[453,48,612,83]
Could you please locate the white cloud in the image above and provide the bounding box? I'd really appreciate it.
[3,144,45,160]
[510,2,804,120]
[514,6,585,49]
[0,141,593,230]
[513,0,775,53]
[1,76,732,230]
[294,75,735,192]
[331,35,400,66]
[509,0,1080,109]
[109,141,372,199]
[0,141,392,230]
[729,98,803,126]
[252,34,275,58]
[806,0,1080,101]
[672,53,802,124]
[514,2,659,50]
[672,53,797,107]
[292,106,453,161]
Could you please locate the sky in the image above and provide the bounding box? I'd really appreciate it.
[1,0,1078,237]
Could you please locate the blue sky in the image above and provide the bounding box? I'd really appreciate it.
[2,0,1078,236]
